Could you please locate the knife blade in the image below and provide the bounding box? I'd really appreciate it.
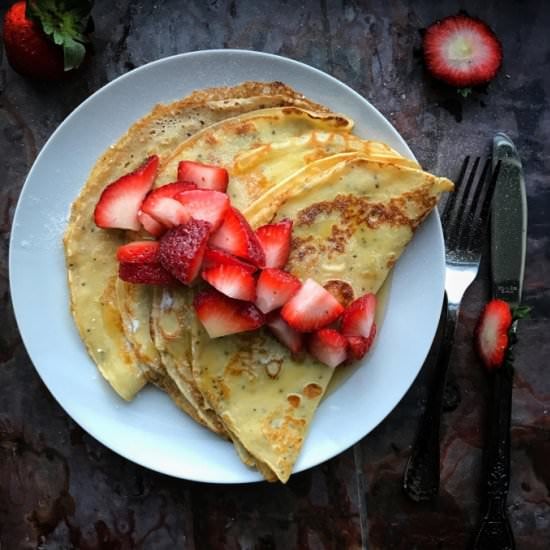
[474,133,527,550]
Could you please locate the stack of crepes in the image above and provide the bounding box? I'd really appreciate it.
[64,81,453,482]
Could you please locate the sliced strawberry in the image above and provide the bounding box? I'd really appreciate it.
[193,288,265,338]
[202,264,256,302]
[340,293,377,338]
[309,328,348,368]
[255,219,293,269]
[116,241,160,264]
[266,313,304,354]
[347,324,377,361]
[119,262,174,285]
[94,156,159,231]
[174,189,229,232]
[281,278,344,332]
[158,219,211,285]
[423,14,503,88]
[255,268,301,314]
[140,182,197,229]
[475,299,513,369]
[138,211,165,237]
[202,248,257,274]
[177,160,229,192]
[209,207,265,267]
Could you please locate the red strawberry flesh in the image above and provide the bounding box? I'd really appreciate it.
[255,268,301,314]
[116,241,160,264]
[177,161,229,192]
[138,211,165,237]
[174,189,229,231]
[119,262,174,285]
[475,299,513,369]
[94,156,159,231]
[209,206,265,267]
[193,288,265,338]
[255,219,293,269]
[347,324,377,361]
[267,313,303,354]
[281,278,344,332]
[423,14,503,88]
[203,248,257,273]
[309,328,348,368]
[140,182,197,229]
[202,264,256,302]
[340,293,377,338]
[159,219,211,284]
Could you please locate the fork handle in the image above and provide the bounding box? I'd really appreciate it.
[403,293,457,502]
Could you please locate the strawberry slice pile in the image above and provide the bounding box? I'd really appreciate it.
[93,157,379,368]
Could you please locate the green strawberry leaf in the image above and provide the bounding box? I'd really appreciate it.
[457,87,472,98]
[26,0,94,72]
[511,304,532,321]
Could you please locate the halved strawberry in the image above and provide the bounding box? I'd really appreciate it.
[138,211,165,237]
[202,248,257,274]
[116,241,160,264]
[255,268,301,314]
[174,189,229,232]
[193,288,265,338]
[94,156,159,231]
[281,278,344,332]
[309,328,348,368]
[340,293,377,338]
[347,325,377,361]
[209,207,265,267]
[177,160,229,192]
[202,264,256,302]
[266,313,304,354]
[140,182,197,229]
[158,219,211,285]
[475,299,513,369]
[255,219,293,269]
[119,262,174,285]
[423,14,503,88]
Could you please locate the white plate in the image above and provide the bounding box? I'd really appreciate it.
[9,50,445,483]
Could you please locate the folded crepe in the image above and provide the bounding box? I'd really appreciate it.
[64,81,452,482]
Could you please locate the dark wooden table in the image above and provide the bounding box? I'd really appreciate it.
[1,1,548,548]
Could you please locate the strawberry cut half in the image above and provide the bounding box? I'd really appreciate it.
[475,299,513,369]
[174,189,229,232]
[202,248,257,274]
[255,219,293,269]
[116,241,160,264]
[202,264,256,302]
[193,288,265,338]
[340,293,377,338]
[140,181,197,229]
[94,155,159,231]
[158,219,211,285]
[281,278,344,332]
[255,268,301,314]
[347,326,377,361]
[177,160,229,192]
[423,14,503,88]
[266,313,304,354]
[209,207,265,267]
[119,262,175,285]
[138,211,165,237]
[309,328,348,368]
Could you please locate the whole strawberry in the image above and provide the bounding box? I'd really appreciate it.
[2,0,93,80]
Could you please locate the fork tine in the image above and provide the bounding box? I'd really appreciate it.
[445,156,481,250]
[441,156,469,230]
[465,160,501,250]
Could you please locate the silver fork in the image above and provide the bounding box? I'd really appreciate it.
[403,156,500,502]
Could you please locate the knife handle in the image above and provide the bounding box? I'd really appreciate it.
[403,294,457,501]
[473,355,515,550]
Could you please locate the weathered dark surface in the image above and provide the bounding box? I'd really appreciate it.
[1,0,549,548]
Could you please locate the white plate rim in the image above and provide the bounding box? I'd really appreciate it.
[9,49,445,483]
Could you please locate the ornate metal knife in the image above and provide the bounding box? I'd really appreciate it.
[473,133,527,550]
